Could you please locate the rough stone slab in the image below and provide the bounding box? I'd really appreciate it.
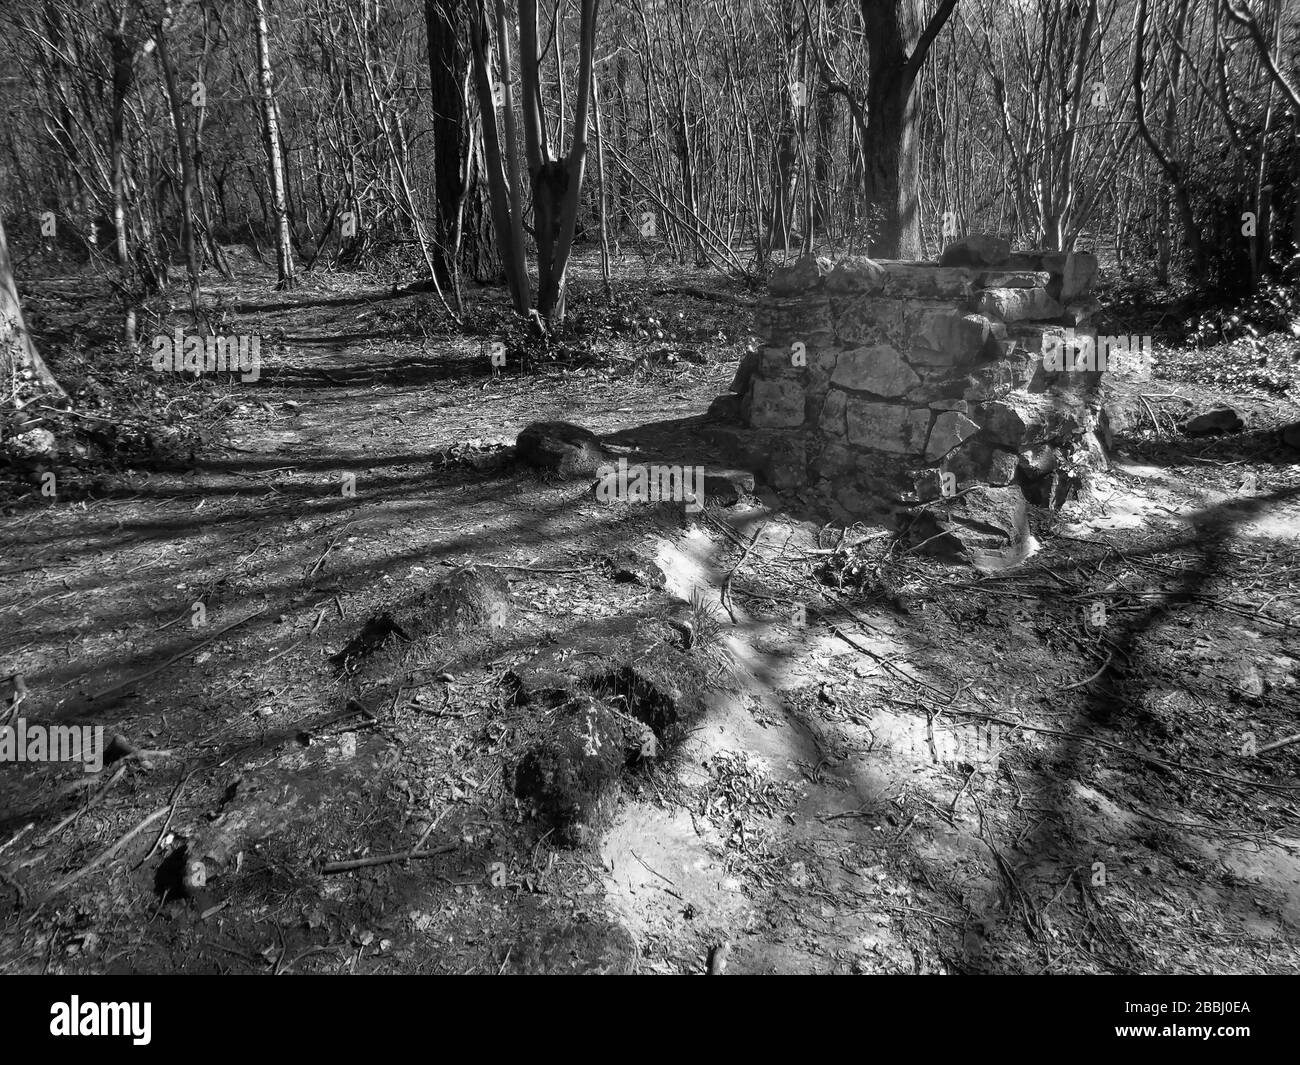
[982,391,1088,448]
[760,344,805,378]
[758,434,806,488]
[1018,444,1060,475]
[702,468,756,505]
[908,485,1033,572]
[705,393,742,422]
[908,309,996,365]
[1032,251,1098,302]
[728,348,759,394]
[514,693,636,841]
[961,363,1019,402]
[818,388,847,437]
[940,235,1011,267]
[977,271,1050,289]
[976,287,1065,322]
[815,441,858,483]
[745,378,805,428]
[986,449,1019,485]
[756,295,833,344]
[770,255,831,295]
[805,349,839,396]
[1004,252,1046,272]
[879,263,977,299]
[844,399,931,455]
[826,256,888,294]
[1062,252,1098,301]
[830,343,920,396]
[926,411,980,461]
[929,398,969,412]
[832,294,907,347]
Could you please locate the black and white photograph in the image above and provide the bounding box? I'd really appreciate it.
[0,0,1297,1012]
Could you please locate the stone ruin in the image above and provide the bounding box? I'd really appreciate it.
[709,236,1119,569]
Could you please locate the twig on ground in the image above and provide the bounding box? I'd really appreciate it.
[321,845,456,874]
[1061,651,1116,691]
[33,806,169,908]
[37,765,128,846]
[89,607,266,701]
[1257,733,1300,756]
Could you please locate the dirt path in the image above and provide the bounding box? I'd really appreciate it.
[2,264,1299,974]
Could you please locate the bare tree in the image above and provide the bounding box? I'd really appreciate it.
[252,0,296,289]
[1,216,67,406]
[469,0,601,325]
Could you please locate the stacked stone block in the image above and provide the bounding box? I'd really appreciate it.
[731,238,1106,518]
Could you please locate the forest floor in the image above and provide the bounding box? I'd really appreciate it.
[2,248,1299,974]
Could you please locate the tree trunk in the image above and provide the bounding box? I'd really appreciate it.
[155,20,202,316]
[1,216,67,406]
[858,0,956,258]
[253,0,296,290]
[468,0,531,312]
[426,0,483,297]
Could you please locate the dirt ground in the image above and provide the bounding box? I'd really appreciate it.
[2,250,1299,974]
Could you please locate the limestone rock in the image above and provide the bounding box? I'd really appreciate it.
[909,485,1033,572]
[745,378,805,428]
[845,399,931,455]
[763,436,809,488]
[880,264,976,300]
[728,348,759,394]
[910,310,997,366]
[705,393,741,422]
[982,391,1087,448]
[702,468,756,505]
[976,287,1065,323]
[5,428,57,459]
[825,256,888,294]
[986,449,1019,485]
[756,295,834,345]
[819,388,847,437]
[926,411,980,461]
[1062,252,1098,302]
[832,294,907,347]
[760,344,805,378]
[770,255,831,295]
[977,271,1050,289]
[940,235,1011,268]
[830,344,920,396]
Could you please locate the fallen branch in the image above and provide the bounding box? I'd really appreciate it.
[321,845,456,874]
[1062,651,1116,691]
[944,708,1300,794]
[1257,733,1300,756]
[37,765,128,846]
[721,520,767,622]
[33,806,169,908]
[89,607,266,701]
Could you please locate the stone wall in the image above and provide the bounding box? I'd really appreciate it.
[727,237,1110,527]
